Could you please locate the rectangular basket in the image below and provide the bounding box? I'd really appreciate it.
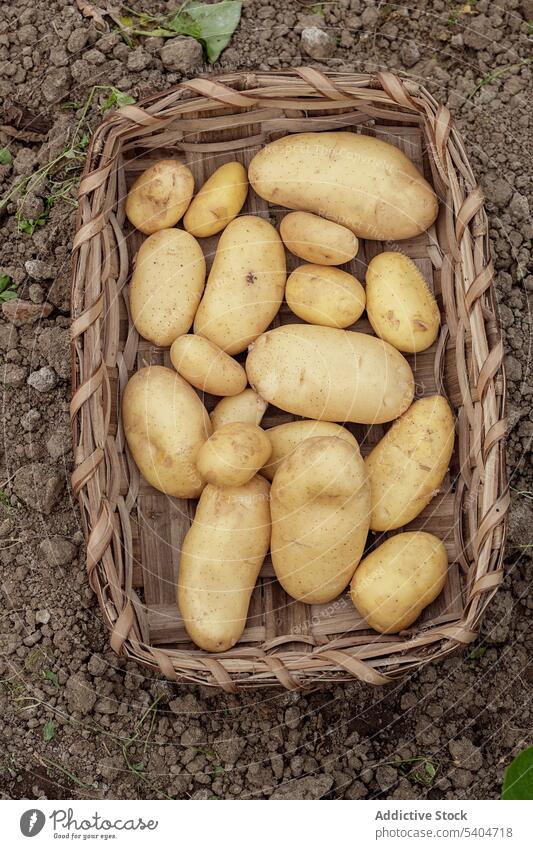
[70,69,509,691]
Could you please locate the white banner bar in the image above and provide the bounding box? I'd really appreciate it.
[3,799,529,848]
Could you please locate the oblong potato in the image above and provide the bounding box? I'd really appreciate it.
[210,389,268,431]
[122,366,211,497]
[194,216,286,354]
[249,132,438,241]
[350,532,448,633]
[125,159,194,235]
[183,161,248,238]
[366,252,440,353]
[246,324,414,424]
[196,422,272,487]
[271,436,370,604]
[280,212,359,265]
[130,229,206,347]
[170,334,246,397]
[262,419,357,481]
[286,264,365,328]
[178,475,271,652]
[366,395,455,531]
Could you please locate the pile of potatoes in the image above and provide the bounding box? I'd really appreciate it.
[122,131,455,654]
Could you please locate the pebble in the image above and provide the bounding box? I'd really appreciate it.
[160,37,203,73]
[42,67,72,103]
[270,774,334,800]
[21,409,41,432]
[25,259,54,281]
[1,363,28,387]
[28,284,45,304]
[1,299,53,326]
[87,654,107,677]
[39,536,77,565]
[35,609,51,625]
[27,366,58,393]
[301,27,336,60]
[400,41,421,68]
[66,673,96,715]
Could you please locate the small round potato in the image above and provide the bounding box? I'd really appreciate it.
[262,419,358,481]
[210,389,268,431]
[130,229,206,347]
[196,422,272,488]
[125,159,194,234]
[184,162,248,238]
[350,531,448,633]
[366,252,440,353]
[280,212,359,265]
[286,264,365,328]
[170,334,247,397]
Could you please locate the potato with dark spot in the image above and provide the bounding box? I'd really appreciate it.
[178,475,271,652]
[184,161,248,238]
[196,422,272,487]
[194,216,286,354]
[125,159,194,234]
[366,395,455,531]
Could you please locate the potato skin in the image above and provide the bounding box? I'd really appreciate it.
[280,212,359,265]
[366,252,440,353]
[286,264,365,328]
[350,532,448,633]
[210,389,267,431]
[262,419,357,481]
[183,162,248,238]
[178,475,271,652]
[249,132,438,241]
[196,422,272,488]
[193,215,286,354]
[246,324,414,424]
[271,437,370,604]
[170,334,246,396]
[125,159,194,235]
[130,229,206,347]
[366,395,455,531]
[122,366,211,498]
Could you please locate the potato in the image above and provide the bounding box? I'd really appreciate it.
[262,419,357,481]
[246,324,414,424]
[249,132,438,241]
[366,252,440,353]
[210,389,268,431]
[366,395,455,531]
[286,264,365,328]
[170,334,246,397]
[130,229,206,347]
[280,212,359,265]
[193,215,286,354]
[125,159,194,235]
[178,475,270,652]
[196,422,272,487]
[183,161,248,238]
[271,437,370,604]
[350,532,448,633]
[122,366,211,498]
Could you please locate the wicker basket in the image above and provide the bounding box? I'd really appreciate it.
[70,69,509,691]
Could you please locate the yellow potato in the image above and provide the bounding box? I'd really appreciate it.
[125,159,194,234]
[366,395,455,531]
[210,389,268,431]
[122,366,211,498]
[196,422,272,487]
[178,475,271,652]
[183,161,248,238]
[130,229,206,347]
[262,419,357,481]
[366,252,440,353]
[271,436,370,604]
[280,212,359,265]
[350,532,448,633]
[246,324,414,424]
[249,132,438,241]
[286,264,365,328]
[194,215,286,354]
[170,334,246,397]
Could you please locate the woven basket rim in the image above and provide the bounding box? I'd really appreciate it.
[70,68,509,692]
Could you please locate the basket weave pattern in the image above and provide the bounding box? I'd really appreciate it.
[71,69,509,691]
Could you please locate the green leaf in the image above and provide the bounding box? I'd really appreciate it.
[0,274,17,301]
[0,273,13,294]
[0,148,13,166]
[132,761,144,773]
[425,761,436,781]
[0,289,18,302]
[503,747,533,800]
[43,720,56,742]
[43,670,59,688]
[101,86,136,113]
[168,1,242,63]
